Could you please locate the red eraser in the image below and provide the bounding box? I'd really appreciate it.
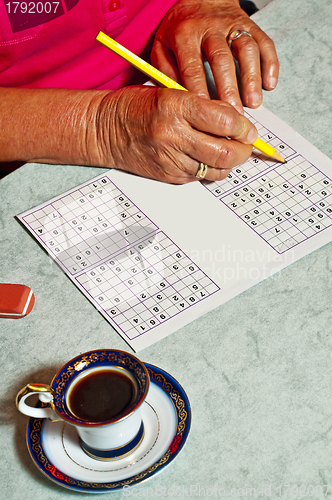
[0,284,35,319]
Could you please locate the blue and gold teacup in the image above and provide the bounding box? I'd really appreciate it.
[16,349,149,460]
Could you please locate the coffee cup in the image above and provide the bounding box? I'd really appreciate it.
[16,349,149,460]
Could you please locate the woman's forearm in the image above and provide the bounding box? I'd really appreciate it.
[0,87,109,166]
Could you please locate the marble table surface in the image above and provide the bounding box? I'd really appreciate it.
[1,0,332,498]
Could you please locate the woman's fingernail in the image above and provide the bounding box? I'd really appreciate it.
[248,127,258,144]
[248,92,262,108]
[269,76,278,89]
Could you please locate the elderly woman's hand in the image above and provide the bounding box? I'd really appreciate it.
[0,86,256,182]
[151,0,279,113]
[91,86,257,184]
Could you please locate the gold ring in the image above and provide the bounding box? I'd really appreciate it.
[196,162,208,179]
[228,30,252,48]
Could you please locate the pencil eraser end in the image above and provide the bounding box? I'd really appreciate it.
[0,284,35,319]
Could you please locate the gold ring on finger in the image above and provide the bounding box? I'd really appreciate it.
[196,162,208,179]
[228,30,252,48]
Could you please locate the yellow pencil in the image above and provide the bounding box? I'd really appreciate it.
[96,31,286,164]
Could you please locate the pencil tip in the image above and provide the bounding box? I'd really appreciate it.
[271,151,286,164]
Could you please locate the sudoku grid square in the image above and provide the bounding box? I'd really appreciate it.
[75,231,219,340]
[202,112,332,254]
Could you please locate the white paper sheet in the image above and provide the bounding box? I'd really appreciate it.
[17,106,332,351]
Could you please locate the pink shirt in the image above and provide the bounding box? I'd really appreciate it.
[0,0,178,89]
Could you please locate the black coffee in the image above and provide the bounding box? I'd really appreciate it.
[68,369,135,422]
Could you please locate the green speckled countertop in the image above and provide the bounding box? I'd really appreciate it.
[1,0,332,498]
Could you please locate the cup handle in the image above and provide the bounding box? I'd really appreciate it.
[16,383,58,419]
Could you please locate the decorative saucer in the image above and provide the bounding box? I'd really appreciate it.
[26,363,191,493]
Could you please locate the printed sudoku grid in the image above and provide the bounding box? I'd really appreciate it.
[19,175,219,340]
[20,176,158,273]
[76,231,219,340]
[203,113,332,254]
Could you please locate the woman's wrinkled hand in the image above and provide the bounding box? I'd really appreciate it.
[151,0,279,112]
[89,86,257,184]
